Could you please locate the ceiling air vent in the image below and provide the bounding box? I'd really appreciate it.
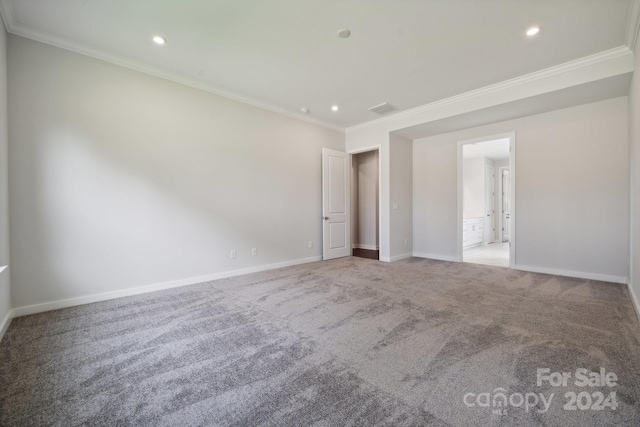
[368,102,396,115]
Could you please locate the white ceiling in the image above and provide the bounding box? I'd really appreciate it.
[463,138,510,161]
[0,0,636,130]
[395,73,633,140]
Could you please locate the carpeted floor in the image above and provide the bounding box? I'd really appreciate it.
[1,256,640,426]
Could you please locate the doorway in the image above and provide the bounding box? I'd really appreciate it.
[458,133,515,268]
[351,149,380,260]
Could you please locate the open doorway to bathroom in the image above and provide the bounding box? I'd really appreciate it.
[458,134,514,267]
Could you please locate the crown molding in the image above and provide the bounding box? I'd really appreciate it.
[0,0,345,134]
[627,0,640,52]
[346,45,633,133]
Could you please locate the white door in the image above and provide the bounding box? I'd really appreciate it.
[484,165,495,244]
[502,169,511,242]
[322,148,350,260]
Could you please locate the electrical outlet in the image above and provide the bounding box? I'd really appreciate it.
[251,248,257,256]
[230,250,236,259]
[404,238,408,245]
[308,241,313,249]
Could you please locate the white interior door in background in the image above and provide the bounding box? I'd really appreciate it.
[502,168,511,242]
[484,165,495,244]
[322,148,351,260]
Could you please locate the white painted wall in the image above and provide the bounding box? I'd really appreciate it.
[0,24,10,336]
[629,29,640,312]
[346,49,633,266]
[414,97,629,282]
[462,158,485,218]
[353,150,378,250]
[389,134,412,260]
[7,35,344,310]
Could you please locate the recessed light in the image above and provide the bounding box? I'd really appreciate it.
[300,108,310,114]
[153,36,166,45]
[331,105,339,112]
[526,26,540,37]
[337,29,351,39]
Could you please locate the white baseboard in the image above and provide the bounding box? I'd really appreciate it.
[627,280,640,324]
[379,253,412,262]
[12,256,323,318]
[352,244,379,250]
[513,264,627,284]
[0,309,13,343]
[413,252,461,262]
[390,253,412,262]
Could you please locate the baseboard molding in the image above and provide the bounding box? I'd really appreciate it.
[0,309,13,343]
[390,253,412,262]
[12,256,323,318]
[627,280,640,324]
[412,252,461,263]
[513,264,627,284]
[352,244,379,250]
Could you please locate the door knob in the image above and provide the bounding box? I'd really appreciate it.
[323,216,329,220]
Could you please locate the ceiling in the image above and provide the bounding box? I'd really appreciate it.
[0,0,636,131]
[394,73,633,140]
[463,138,510,161]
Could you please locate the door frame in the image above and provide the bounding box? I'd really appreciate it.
[498,166,510,243]
[456,132,516,268]
[484,163,495,245]
[348,145,382,257]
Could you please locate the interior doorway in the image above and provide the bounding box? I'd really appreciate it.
[458,133,515,268]
[350,149,380,260]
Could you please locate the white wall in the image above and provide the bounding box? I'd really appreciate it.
[354,150,378,250]
[414,97,629,282]
[389,134,412,260]
[0,24,10,337]
[346,50,632,264]
[462,158,485,218]
[629,29,640,312]
[8,35,344,310]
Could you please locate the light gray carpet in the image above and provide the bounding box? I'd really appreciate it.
[1,257,640,426]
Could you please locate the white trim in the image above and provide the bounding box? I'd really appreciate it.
[348,145,382,260]
[457,132,516,267]
[348,145,381,155]
[389,253,412,262]
[498,166,509,243]
[627,281,640,324]
[0,1,343,134]
[413,252,460,263]
[513,264,627,284]
[352,244,379,250]
[12,256,322,318]
[626,0,640,52]
[347,46,632,133]
[0,266,10,342]
[0,309,12,343]
[508,137,516,268]
[380,253,412,262]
